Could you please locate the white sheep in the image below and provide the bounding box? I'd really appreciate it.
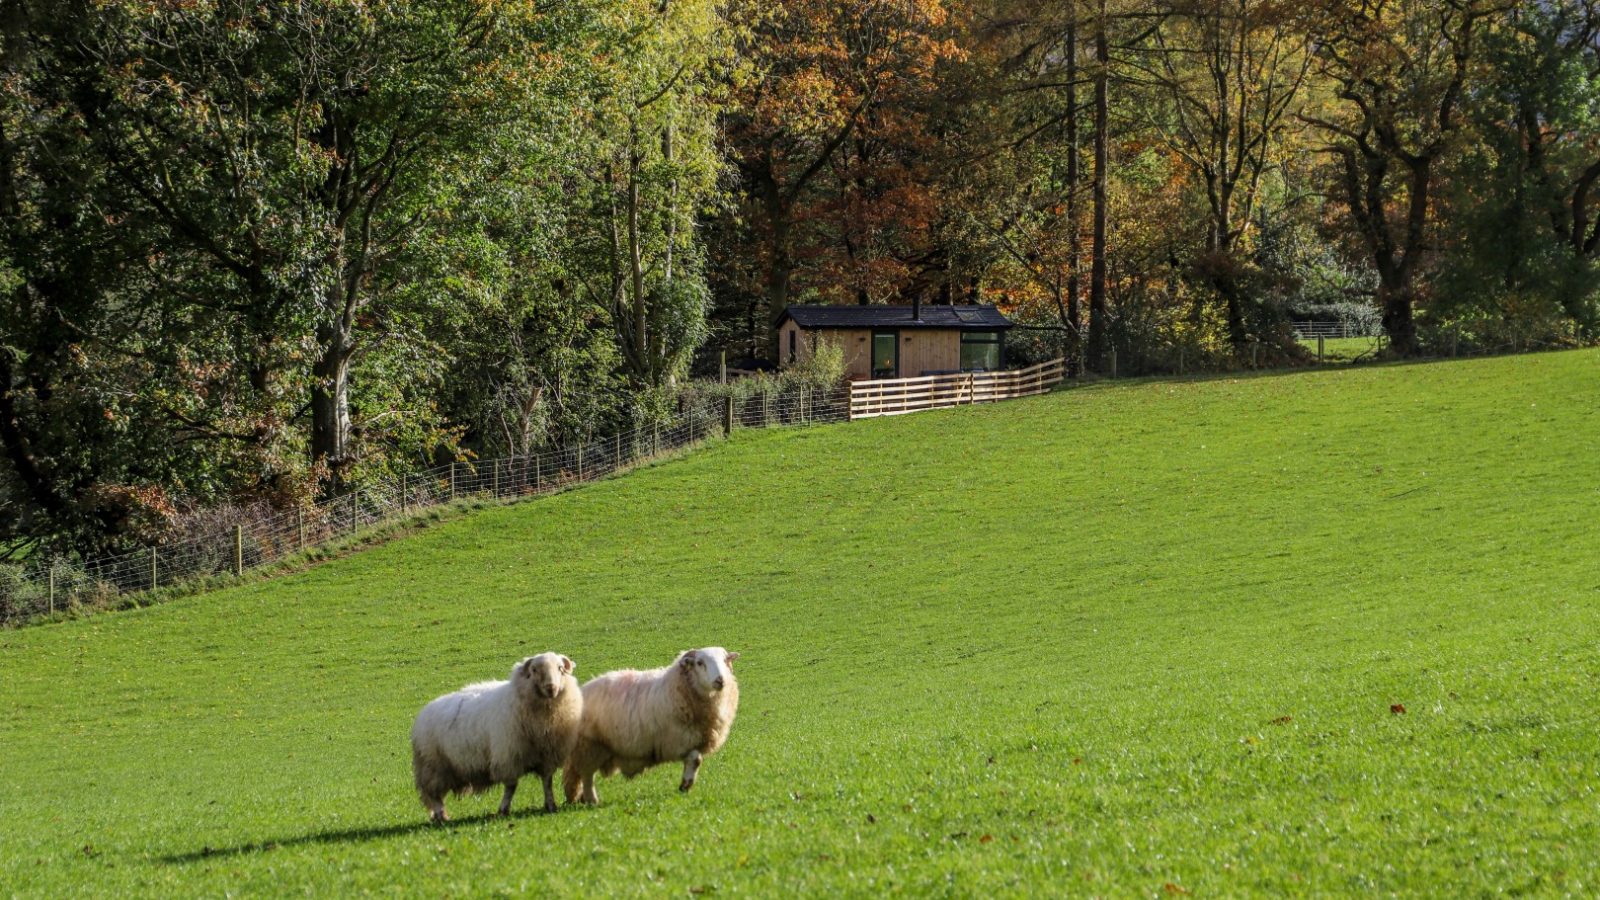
[410,652,581,821]
[563,647,740,805]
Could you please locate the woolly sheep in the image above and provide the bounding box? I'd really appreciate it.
[410,652,581,821]
[563,646,740,805]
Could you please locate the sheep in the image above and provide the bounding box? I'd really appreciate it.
[563,647,740,805]
[410,652,581,822]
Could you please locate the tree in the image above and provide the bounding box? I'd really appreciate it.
[1140,0,1311,348]
[82,0,613,485]
[720,0,963,351]
[1437,0,1600,335]
[586,0,726,387]
[1302,0,1494,355]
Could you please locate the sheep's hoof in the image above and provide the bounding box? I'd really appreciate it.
[430,811,449,824]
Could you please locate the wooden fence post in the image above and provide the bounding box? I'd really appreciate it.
[297,507,305,550]
[1110,348,1118,379]
[49,562,56,614]
[615,433,622,468]
[1317,335,1325,362]
[401,474,408,514]
[1250,342,1259,369]
[450,462,457,500]
[579,445,585,480]
[492,459,500,497]
[150,547,157,591]
[535,454,541,491]
[233,525,243,577]
[723,396,734,436]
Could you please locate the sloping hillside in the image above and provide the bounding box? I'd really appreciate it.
[3,351,1598,895]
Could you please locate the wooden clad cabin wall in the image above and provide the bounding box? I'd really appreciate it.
[829,329,873,378]
[897,330,960,376]
[779,325,963,378]
[779,321,808,367]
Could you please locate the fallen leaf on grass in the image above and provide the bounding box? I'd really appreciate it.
[1390,704,1406,715]
[979,834,994,844]
[1269,715,1293,725]
[1163,882,1190,894]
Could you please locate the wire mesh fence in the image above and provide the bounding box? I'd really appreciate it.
[1,385,851,626]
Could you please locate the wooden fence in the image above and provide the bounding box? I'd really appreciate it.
[848,358,1065,420]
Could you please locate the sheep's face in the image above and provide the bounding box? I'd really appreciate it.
[679,647,740,695]
[517,652,575,700]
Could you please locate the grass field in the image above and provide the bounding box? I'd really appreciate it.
[1297,335,1386,363]
[3,351,1599,896]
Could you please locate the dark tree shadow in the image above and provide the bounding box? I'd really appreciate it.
[160,805,591,865]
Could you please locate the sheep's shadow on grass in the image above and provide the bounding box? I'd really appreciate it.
[160,806,588,865]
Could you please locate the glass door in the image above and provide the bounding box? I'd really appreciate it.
[871,330,899,378]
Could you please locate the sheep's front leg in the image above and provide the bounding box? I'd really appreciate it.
[540,772,558,813]
[679,750,703,793]
[581,772,600,805]
[498,779,518,816]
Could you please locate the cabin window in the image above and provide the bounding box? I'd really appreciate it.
[788,329,797,363]
[871,330,899,378]
[960,331,1002,371]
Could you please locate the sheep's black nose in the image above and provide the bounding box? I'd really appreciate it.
[713,677,724,690]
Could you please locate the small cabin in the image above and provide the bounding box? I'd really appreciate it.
[775,303,1014,380]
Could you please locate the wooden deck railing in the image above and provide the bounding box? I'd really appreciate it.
[848,358,1065,420]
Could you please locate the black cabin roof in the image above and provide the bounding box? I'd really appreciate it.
[776,304,1013,331]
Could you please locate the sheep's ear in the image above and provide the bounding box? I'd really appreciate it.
[679,651,695,668]
[560,655,574,675]
[725,651,740,666]
[517,657,535,678]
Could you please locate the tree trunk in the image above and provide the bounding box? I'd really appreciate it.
[762,198,793,354]
[310,319,354,486]
[1379,281,1417,355]
[1086,2,1110,372]
[627,119,648,381]
[1064,7,1083,372]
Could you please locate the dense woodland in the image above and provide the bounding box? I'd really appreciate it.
[4,0,1600,558]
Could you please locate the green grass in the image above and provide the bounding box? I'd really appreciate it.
[1298,335,1387,362]
[3,351,1599,896]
